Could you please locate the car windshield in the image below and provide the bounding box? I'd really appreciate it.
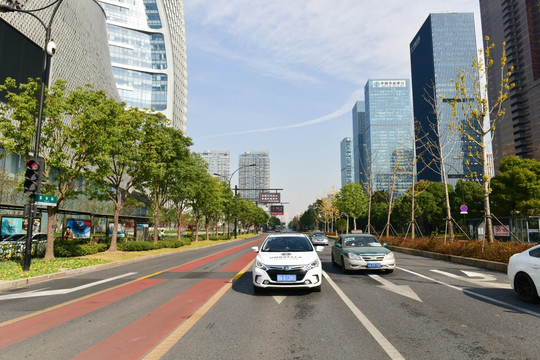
[261,236,314,252]
[312,232,325,237]
[343,236,381,247]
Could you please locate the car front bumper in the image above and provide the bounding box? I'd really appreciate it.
[343,257,396,271]
[252,267,322,289]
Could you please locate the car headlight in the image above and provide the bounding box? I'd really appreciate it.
[385,252,395,261]
[348,252,362,260]
[304,259,320,270]
[255,260,268,270]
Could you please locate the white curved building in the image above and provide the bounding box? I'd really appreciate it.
[98,0,188,132]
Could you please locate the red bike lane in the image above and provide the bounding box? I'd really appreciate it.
[0,237,264,358]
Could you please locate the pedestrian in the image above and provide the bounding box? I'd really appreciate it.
[64,226,74,240]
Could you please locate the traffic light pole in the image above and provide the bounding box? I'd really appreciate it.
[23,195,37,271]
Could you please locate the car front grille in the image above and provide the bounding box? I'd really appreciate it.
[266,266,307,282]
[361,255,385,261]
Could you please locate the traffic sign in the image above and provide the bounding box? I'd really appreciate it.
[35,194,58,207]
[460,204,468,214]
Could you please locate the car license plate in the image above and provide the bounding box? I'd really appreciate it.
[277,274,296,282]
[367,263,381,268]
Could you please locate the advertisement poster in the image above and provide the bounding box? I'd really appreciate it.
[23,217,41,234]
[66,219,91,239]
[1,217,23,237]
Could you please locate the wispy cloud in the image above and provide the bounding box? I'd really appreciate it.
[196,88,364,140]
[185,0,481,84]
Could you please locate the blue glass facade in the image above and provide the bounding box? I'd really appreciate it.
[352,101,367,187]
[99,0,187,132]
[410,13,482,184]
[364,79,414,195]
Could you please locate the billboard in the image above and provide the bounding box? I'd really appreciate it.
[259,192,280,203]
[270,205,284,215]
[66,219,92,239]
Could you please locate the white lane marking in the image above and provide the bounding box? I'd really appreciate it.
[273,295,286,304]
[0,272,137,300]
[323,271,406,360]
[368,274,422,302]
[398,267,540,318]
[461,270,498,282]
[430,269,511,289]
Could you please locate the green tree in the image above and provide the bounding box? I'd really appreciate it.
[136,124,192,243]
[0,78,114,258]
[168,153,209,241]
[491,156,540,216]
[86,104,166,250]
[336,183,368,232]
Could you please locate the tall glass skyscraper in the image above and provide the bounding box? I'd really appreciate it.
[352,101,367,186]
[480,0,540,171]
[410,13,482,183]
[364,79,414,194]
[340,138,354,187]
[98,0,188,132]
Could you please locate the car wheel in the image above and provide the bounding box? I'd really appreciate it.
[331,253,337,266]
[341,256,348,274]
[312,285,321,292]
[514,272,540,303]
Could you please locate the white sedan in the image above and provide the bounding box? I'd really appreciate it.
[507,244,540,303]
[252,233,324,292]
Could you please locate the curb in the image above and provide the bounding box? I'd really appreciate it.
[388,245,508,273]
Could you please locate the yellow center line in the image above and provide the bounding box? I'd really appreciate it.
[142,260,255,360]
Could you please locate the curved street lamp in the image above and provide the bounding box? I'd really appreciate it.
[214,163,256,238]
[1,0,66,271]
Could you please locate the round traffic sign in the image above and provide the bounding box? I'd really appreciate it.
[460,204,468,212]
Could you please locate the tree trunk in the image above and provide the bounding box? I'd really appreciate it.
[410,184,416,241]
[484,179,494,242]
[44,206,58,259]
[108,206,121,252]
[176,214,182,242]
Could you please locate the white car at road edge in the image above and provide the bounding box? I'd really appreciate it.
[507,243,540,303]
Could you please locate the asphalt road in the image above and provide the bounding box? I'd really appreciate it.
[0,234,538,360]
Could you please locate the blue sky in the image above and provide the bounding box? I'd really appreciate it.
[183,0,482,222]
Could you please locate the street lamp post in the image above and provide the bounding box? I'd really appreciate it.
[214,163,256,239]
[0,0,65,271]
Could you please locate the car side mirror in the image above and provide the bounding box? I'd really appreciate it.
[334,243,341,248]
[382,243,388,247]
[251,246,259,253]
[315,246,324,252]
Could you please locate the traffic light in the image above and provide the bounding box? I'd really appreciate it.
[24,158,44,194]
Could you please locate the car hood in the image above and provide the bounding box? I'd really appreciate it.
[257,251,319,265]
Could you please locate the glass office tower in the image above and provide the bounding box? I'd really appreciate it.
[98,0,188,132]
[340,137,354,187]
[410,13,483,184]
[364,79,414,195]
[480,0,540,171]
[352,101,367,186]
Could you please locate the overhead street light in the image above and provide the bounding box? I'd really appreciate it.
[1,0,66,271]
